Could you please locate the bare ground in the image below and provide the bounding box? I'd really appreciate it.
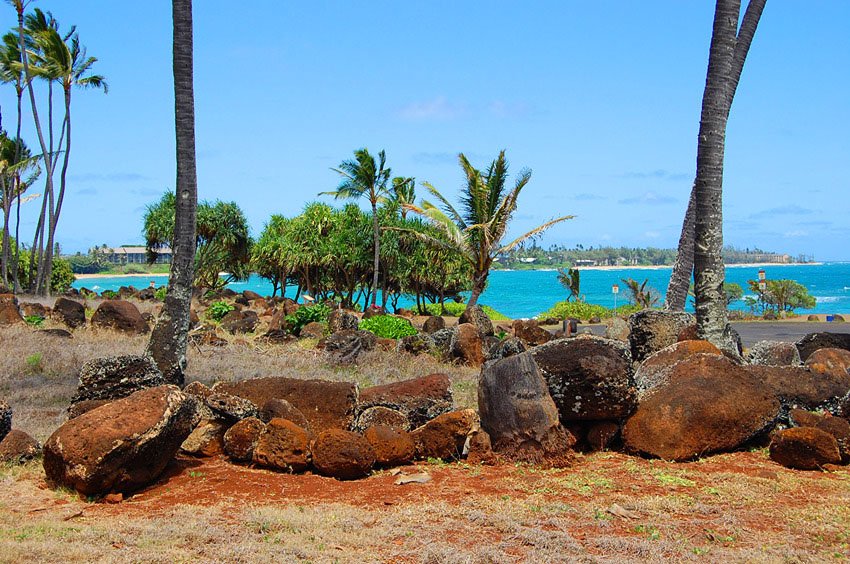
[2,324,850,562]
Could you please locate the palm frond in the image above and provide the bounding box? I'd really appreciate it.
[421,181,466,229]
[497,214,575,254]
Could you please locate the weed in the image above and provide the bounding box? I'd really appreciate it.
[25,353,44,375]
[24,315,44,327]
[654,471,696,487]
[206,301,235,322]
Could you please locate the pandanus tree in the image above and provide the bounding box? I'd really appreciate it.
[665,0,766,316]
[146,0,198,385]
[322,148,391,307]
[403,151,573,308]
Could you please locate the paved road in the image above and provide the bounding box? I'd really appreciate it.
[578,321,850,348]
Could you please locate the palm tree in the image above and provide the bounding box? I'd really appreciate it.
[391,176,415,220]
[665,0,766,313]
[403,151,573,308]
[322,148,391,307]
[0,133,39,287]
[34,24,107,296]
[146,0,198,386]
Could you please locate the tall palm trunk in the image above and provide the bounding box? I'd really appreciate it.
[146,0,198,386]
[466,272,487,308]
[370,200,380,307]
[12,81,23,293]
[693,0,740,349]
[666,0,766,312]
[42,89,73,298]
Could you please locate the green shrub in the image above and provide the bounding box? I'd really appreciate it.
[422,302,509,321]
[207,300,235,322]
[358,315,418,339]
[537,301,644,321]
[154,286,168,301]
[24,315,45,327]
[101,289,118,299]
[285,303,331,335]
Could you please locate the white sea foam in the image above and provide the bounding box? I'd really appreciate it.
[817,296,841,303]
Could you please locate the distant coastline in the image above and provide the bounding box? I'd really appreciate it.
[499,262,823,272]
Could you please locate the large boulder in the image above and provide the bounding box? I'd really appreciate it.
[43,386,200,495]
[512,319,553,346]
[622,354,780,461]
[252,418,311,473]
[478,352,575,465]
[311,429,375,480]
[805,348,850,377]
[328,309,359,333]
[321,329,377,362]
[259,398,310,430]
[220,310,259,334]
[458,305,494,337]
[796,333,850,362]
[769,427,842,470]
[422,315,445,334]
[628,310,694,363]
[352,406,410,433]
[748,341,802,367]
[486,336,527,362]
[180,420,226,457]
[213,377,358,432]
[634,340,723,399]
[223,417,265,462]
[451,323,485,366]
[397,333,436,356]
[0,429,41,463]
[70,355,165,408]
[430,327,456,360]
[356,373,453,430]
[0,400,10,442]
[0,293,23,325]
[531,336,637,422]
[410,409,479,461]
[91,300,149,334]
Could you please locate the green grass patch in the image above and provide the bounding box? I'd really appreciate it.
[422,302,509,320]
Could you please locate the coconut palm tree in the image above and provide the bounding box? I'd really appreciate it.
[146,0,198,385]
[0,133,39,287]
[403,151,573,308]
[665,0,766,313]
[391,176,415,220]
[322,148,391,307]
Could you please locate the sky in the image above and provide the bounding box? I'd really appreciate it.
[1,1,848,259]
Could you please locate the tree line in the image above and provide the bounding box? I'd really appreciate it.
[0,2,106,295]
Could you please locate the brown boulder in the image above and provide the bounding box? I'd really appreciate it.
[180,420,226,457]
[478,352,575,466]
[531,336,637,421]
[452,323,484,366]
[357,373,453,429]
[769,427,841,470]
[220,310,259,334]
[512,319,553,346]
[422,315,445,334]
[0,293,23,325]
[628,309,695,363]
[353,406,410,433]
[411,409,478,461]
[223,417,265,462]
[43,386,200,495]
[328,309,359,333]
[458,305,494,336]
[19,301,47,318]
[252,418,311,472]
[311,429,375,480]
[465,429,497,465]
[747,364,850,413]
[299,321,326,339]
[805,348,850,376]
[52,297,86,329]
[635,340,723,398]
[0,399,10,442]
[0,429,41,463]
[363,425,415,468]
[748,341,802,367]
[68,399,112,419]
[623,354,780,461]
[91,300,149,334]
[213,377,358,432]
[796,333,850,362]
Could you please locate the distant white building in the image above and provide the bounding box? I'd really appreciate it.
[519,257,537,263]
[100,245,172,265]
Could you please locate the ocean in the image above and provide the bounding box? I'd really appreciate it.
[72,262,850,319]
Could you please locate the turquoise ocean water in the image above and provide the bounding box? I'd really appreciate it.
[73,262,850,319]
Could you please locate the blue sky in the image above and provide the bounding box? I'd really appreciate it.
[2,1,849,259]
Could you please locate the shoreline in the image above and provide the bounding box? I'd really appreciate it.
[75,272,170,280]
[499,262,823,272]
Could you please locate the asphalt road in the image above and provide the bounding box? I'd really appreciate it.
[577,321,850,348]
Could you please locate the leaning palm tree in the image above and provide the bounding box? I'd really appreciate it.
[403,151,573,308]
[146,0,198,386]
[391,176,415,220]
[321,148,391,307]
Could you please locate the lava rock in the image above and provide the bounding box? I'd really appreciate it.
[352,406,410,433]
[363,425,415,468]
[253,418,311,472]
[512,319,553,346]
[205,392,259,422]
[478,352,575,465]
[299,321,326,339]
[458,305,494,337]
[0,293,23,325]
[485,336,527,362]
[311,429,375,480]
[220,310,259,334]
[259,398,310,430]
[43,386,200,495]
[748,341,802,367]
[180,420,227,457]
[328,309,359,333]
[531,336,637,421]
[410,409,479,461]
[747,364,850,414]
[91,300,149,334]
[0,429,41,463]
[451,323,485,366]
[0,400,10,442]
[769,427,842,470]
[422,316,445,334]
[397,333,436,356]
[223,417,265,462]
[71,355,165,408]
[321,329,377,362]
[796,333,850,362]
[634,340,723,399]
[628,309,694,363]
[357,373,453,429]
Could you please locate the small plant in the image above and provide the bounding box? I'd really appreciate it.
[358,315,417,339]
[207,300,235,322]
[422,302,509,321]
[154,286,167,301]
[101,289,118,299]
[25,352,44,374]
[285,303,331,335]
[24,315,45,327]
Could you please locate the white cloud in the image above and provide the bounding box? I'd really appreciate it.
[397,96,465,120]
